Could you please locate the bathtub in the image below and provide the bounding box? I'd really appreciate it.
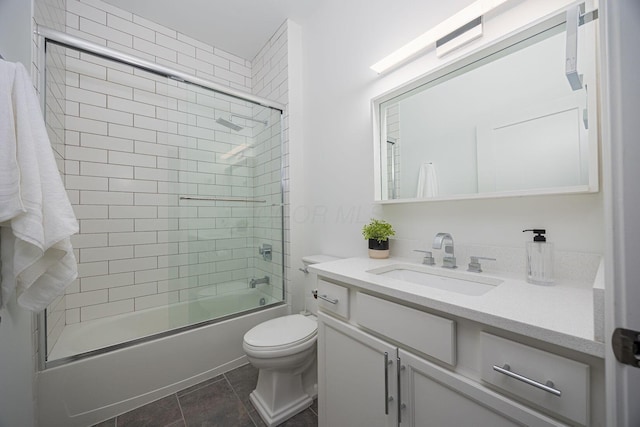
[48,287,279,361]
[38,288,288,427]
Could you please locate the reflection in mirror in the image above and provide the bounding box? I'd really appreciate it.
[375,11,599,202]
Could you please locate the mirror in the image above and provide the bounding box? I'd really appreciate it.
[374,10,599,202]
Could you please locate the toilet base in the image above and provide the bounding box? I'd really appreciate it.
[249,370,313,427]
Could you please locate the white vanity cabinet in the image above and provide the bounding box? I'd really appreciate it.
[319,311,565,427]
[318,312,397,427]
[315,279,601,427]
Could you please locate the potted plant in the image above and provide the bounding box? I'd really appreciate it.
[362,218,395,259]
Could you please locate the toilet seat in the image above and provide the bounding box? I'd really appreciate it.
[244,314,317,356]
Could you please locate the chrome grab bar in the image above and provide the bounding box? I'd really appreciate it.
[312,290,338,304]
[180,196,266,203]
[493,364,562,397]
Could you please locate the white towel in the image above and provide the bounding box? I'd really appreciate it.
[0,61,24,222]
[0,61,78,312]
[416,162,439,198]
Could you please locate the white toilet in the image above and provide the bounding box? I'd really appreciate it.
[242,255,339,427]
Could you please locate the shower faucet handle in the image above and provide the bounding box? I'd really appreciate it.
[259,243,272,261]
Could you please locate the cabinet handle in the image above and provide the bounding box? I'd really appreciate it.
[312,290,338,304]
[493,364,562,397]
[397,358,403,423]
[384,352,392,415]
[318,294,338,304]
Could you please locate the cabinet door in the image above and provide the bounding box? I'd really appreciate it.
[398,349,567,427]
[318,312,397,427]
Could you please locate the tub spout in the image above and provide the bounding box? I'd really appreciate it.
[250,276,270,288]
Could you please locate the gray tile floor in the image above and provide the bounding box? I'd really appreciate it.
[93,364,318,427]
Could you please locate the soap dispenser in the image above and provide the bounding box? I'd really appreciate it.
[522,229,554,285]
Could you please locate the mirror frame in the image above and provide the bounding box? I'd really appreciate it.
[372,8,599,204]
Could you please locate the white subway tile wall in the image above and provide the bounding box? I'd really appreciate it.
[252,21,290,304]
[39,0,290,357]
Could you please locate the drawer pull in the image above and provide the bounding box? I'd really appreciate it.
[312,290,339,304]
[493,364,562,397]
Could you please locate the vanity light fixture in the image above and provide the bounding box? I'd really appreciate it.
[370,0,511,74]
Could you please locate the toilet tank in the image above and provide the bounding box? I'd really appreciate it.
[301,255,341,316]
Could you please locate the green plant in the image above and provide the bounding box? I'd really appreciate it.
[362,218,395,243]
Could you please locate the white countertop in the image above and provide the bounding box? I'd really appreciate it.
[309,256,604,358]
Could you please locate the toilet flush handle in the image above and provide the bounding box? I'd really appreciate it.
[312,289,338,304]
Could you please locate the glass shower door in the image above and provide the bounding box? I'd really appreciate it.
[42,40,284,363]
[166,80,284,327]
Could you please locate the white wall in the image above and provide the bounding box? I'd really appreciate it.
[291,0,603,261]
[0,302,36,427]
[0,0,38,425]
[0,0,33,67]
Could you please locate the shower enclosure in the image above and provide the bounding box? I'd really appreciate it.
[40,28,286,366]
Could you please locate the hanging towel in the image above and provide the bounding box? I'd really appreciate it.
[0,60,78,312]
[416,162,439,198]
[0,61,24,222]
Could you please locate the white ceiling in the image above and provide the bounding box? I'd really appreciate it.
[102,0,318,61]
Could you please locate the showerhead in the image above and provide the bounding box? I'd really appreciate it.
[216,117,243,131]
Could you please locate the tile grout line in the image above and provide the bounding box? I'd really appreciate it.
[175,375,225,399]
[222,372,260,427]
[309,404,318,417]
[174,392,187,427]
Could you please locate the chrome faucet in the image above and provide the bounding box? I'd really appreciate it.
[432,232,457,269]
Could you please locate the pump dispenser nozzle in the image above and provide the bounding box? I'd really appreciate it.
[523,229,547,242]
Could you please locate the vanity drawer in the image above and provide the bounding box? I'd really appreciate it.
[316,279,349,319]
[480,332,589,426]
[355,292,456,365]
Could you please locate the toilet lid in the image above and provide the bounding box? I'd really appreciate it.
[244,314,317,348]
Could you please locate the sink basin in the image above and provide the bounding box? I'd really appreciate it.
[367,264,502,296]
